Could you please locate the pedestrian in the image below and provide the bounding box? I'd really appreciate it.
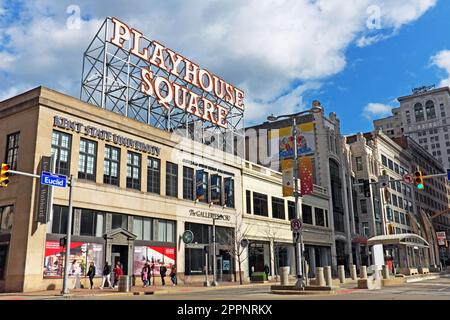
[87,261,96,289]
[113,262,123,288]
[160,264,167,286]
[141,263,149,287]
[100,261,112,289]
[264,264,270,280]
[170,265,177,286]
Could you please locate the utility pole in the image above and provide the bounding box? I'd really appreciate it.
[62,175,74,295]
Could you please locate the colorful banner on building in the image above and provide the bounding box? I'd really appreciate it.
[43,241,103,277]
[133,246,176,276]
[299,156,314,195]
[281,159,294,197]
[437,232,446,246]
[278,122,315,161]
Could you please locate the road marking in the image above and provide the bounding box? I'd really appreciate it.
[438,286,450,292]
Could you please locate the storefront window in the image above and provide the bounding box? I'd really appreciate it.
[185,248,204,275]
[134,246,176,276]
[51,205,71,235]
[111,213,128,230]
[155,219,175,242]
[132,217,154,241]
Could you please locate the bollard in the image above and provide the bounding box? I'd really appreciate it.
[338,265,345,284]
[324,266,332,287]
[280,267,290,286]
[351,265,357,280]
[118,275,130,292]
[315,267,325,286]
[360,266,367,279]
[382,265,390,279]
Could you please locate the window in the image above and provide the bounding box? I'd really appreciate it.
[288,201,296,220]
[400,213,406,225]
[381,155,387,166]
[302,204,313,225]
[388,159,394,170]
[406,215,411,226]
[5,132,19,170]
[51,205,71,234]
[394,163,399,174]
[111,213,128,230]
[147,157,161,194]
[78,139,97,181]
[414,103,424,122]
[0,244,7,279]
[155,219,175,242]
[133,216,152,241]
[355,157,363,171]
[375,222,383,236]
[126,152,141,190]
[253,192,268,217]
[79,210,104,237]
[398,197,404,209]
[246,190,252,214]
[196,171,209,203]
[362,222,369,237]
[315,208,325,227]
[211,175,222,205]
[360,199,367,214]
[224,178,235,208]
[104,145,120,186]
[425,101,436,119]
[0,205,13,233]
[51,131,71,176]
[166,162,178,197]
[392,195,398,207]
[394,211,400,223]
[272,197,285,220]
[183,167,194,200]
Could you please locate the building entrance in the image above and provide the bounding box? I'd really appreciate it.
[112,245,129,275]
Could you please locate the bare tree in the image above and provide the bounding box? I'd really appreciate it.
[222,211,251,285]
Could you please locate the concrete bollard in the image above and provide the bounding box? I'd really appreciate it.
[351,265,357,280]
[338,265,345,284]
[324,266,332,287]
[382,265,390,279]
[315,267,325,286]
[360,266,368,279]
[280,267,290,286]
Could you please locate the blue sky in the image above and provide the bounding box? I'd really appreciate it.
[1,0,449,135]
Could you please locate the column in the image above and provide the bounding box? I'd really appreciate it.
[269,240,276,279]
[309,247,316,278]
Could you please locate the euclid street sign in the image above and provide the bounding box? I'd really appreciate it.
[41,172,67,188]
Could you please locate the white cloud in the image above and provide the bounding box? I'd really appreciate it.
[0,0,437,124]
[431,50,450,87]
[363,103,395,120]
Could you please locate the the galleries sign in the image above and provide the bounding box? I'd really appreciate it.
[110,17,245,129]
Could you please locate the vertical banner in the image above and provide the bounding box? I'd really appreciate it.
[278,122,315,161]
[281,160,294,197]
[196,169,206,201]
[299,156,314,195]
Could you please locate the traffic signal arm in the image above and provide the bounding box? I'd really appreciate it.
[431,207,450,220]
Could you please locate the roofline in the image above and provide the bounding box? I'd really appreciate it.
[398,86,450,102]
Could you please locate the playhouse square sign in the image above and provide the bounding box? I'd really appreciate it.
[110,17,245,129]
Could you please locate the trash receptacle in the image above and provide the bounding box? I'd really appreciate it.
[280,267,290,286]
[118,275,130,292]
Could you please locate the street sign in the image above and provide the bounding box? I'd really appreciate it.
[41,171,67,188]
[437,232,446,246]
[403,174,414,184]
[37,156,52,223]
[182,230,194,244]
[240,238,249,248]
[378,175,390,188]
[290,218,303,232]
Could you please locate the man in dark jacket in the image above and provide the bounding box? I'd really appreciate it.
[87,262,96,289]
[160,264,167,286]
[100,261,112,289]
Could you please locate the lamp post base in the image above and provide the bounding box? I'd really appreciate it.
[294,278,305,290]
[203,281,210,287]
[212,281,218,286]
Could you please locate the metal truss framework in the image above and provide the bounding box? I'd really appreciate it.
[80,17,245,157]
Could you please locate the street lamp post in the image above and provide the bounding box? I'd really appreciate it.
[212,216,218,286]
[267,101,322,289]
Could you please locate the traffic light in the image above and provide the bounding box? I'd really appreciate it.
[414,170,424,190]
[0,163,10,187]
[363,180,371,197]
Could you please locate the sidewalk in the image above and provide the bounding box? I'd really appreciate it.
[0,281,275,300]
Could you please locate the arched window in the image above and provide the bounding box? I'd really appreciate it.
[425,100,436,119]
[414,103,424,122]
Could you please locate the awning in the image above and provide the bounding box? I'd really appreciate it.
[367,233,429,248]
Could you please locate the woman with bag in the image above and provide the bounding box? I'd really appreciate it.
[141,263,149,287]
[170,265,177,286]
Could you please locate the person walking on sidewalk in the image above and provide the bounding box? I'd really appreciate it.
[170,265,177,286]
[113,262,123,288]
[264,264,270,281]
[87,262,96,289]
[160,264,167,286]
[141,263,149,287]
[100,261,112,289]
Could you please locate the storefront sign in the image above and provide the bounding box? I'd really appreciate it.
[110,17,245,129]
[53,115,160,156]
[437,232,446,246]
[188,209,231,221]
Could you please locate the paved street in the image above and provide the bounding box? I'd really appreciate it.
[4,274,447,300]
